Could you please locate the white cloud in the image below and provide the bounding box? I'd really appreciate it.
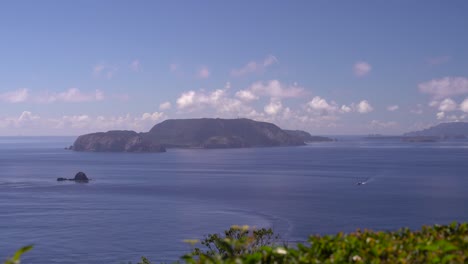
[235,90,258,101]
[130,60,141,72]
[356,100,374,113]
[197,66,210,79]
[438,98,457,112]
[264,99,283,115]
[38,88,104,103]
[53,112,167,132]
[436,111,445,119]
[0,111,41,129]
[159,101,172,110]
[141,112,164,121]
[353,61,372,77]
[18,111,40,123]
[306,96,337,113]
[231,55,278,77]
[176,88,248,115]
[341,105,352,113]
[176,91,197,109]
[419,77,468,98]
[460,98,468,113]
[387,105,399,111]
[249,80,304,99]
[0,88,29,103]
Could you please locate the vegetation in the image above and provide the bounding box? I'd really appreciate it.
[3,245,32,264]
[4,223,468,264]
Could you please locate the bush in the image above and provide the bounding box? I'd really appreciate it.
[182,222,468,263]
[187,225,279,259]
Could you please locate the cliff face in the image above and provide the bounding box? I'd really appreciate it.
[73,130,166,152]
[283,130,333,142]
[403,122,468,139]
[147,118,305,148]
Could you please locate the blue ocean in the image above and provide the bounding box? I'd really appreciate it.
[1,137,467,263]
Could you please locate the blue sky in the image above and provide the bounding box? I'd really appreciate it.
[1,0,468,135]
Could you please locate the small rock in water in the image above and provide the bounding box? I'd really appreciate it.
[73,172,89,182]
[57,177,68,181]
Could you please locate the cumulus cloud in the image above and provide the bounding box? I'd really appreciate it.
[0,111,41,129]
[197,66,210,79]
[159,101,172,110]
[341,105,352,113]
[264,99,283,115]
[130,60,141,72]
[231,55,278,77]
[436,111,445,120]
[387,105,399,111]
[176,88,248,115]
[235,90,258,101]
[0,88,29,103]
[437,98,457,112]
[306,96,337,113]
[248,80,305,99]
[37,88,104,103]
[356,100,374,113]
[141,112,165,121]
[0,110,168,134]
[353,61,372,77]
[419,77,468,98]
[460,98,468,113]
[176,91,197,109]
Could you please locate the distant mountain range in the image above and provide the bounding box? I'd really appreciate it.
[403,122,468,139]
[73,118,333,152]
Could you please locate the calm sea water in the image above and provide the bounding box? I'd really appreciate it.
[1,136,468,263]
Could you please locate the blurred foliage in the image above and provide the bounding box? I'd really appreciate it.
[3,245,33,264]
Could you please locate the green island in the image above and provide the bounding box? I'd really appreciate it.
[5,222,467,264]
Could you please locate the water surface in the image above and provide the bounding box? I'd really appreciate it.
[1,137,467,263]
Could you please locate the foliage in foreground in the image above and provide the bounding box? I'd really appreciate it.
[3,245,32,264]
[181,223,468,264]
[4,223,468,263]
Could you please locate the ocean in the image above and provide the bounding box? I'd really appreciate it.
[1,136,467,263]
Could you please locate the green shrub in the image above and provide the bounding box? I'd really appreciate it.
[3,245,33,264]
[182,222,468,264]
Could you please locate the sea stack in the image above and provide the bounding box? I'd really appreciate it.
[57,172,90,182]
[73,172,89,182]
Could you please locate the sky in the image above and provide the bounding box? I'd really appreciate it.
[1,0,468,136]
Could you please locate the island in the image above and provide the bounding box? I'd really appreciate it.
[72,118,333,152]
[403,122,468,141]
